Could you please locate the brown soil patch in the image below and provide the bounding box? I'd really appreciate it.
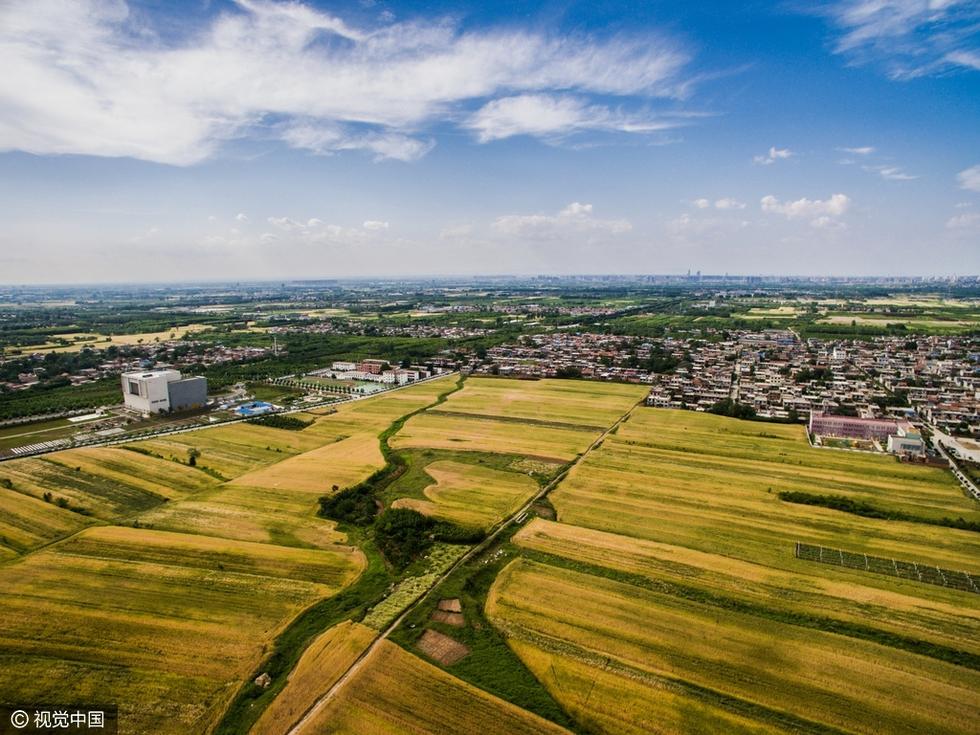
[437,598,463,613]
[431,610,465,627]
[416,628,470,665]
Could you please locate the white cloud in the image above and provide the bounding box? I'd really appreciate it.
[823,1,980,79]
[810,216,847,231]
[946,212,980,229]
[691,197,745,210]
[0,0,694,165]
[958,164,980,192]
[839,146,875,155]
[464,94,690,143]
[761,193,851,228]
[862,164,918,181]
[753,146,794,165]
[439,223,473,239]
[235,212,249,222]
[492,202,631,240]
[667,212,750,240]
[263,214,394,245]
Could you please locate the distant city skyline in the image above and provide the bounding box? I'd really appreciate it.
[1,0,979,283]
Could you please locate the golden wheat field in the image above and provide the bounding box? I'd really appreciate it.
[0,379,461,735]
[550,411,980,571]
[230,432,384,493]
[250,621,376,735]
[509,639,782,735]
[513,518,980,655]
[488,559,980,735]
[391,412,598,461]
[294,641,570,735]
[0,529,352,734]
[391,459,538,529]
[433,377,647,427]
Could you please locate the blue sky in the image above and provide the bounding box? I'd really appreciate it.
[0,0,978,283]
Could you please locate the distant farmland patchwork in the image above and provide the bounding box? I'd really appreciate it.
[1,378,977,735]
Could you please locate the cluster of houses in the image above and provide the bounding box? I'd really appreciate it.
[312,359,436,386]
[469,329,979,440]
[267,320,492,340]
[1,340,275,393]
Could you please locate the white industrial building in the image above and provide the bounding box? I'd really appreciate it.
[121,369,207,416]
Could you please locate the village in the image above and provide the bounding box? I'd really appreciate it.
[468,329,980,442]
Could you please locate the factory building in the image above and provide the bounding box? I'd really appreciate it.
[121,369,208,415]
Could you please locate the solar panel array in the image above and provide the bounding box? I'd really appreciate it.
[795,541,978,595]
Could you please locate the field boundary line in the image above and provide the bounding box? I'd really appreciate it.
[282,395,646,735]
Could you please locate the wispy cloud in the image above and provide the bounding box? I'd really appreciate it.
[958,164,980,192]
[692,197,745,209]
[492,202,631,240]
[0,0,695,165]
[464,94,693,144]
[946,212,980,230]
[753,146,794,165]
[862,164,918,181]
[838,146,875,155]
[821,1,980,79]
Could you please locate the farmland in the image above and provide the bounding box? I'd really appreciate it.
[431,377,646,428]
[2,373,978,735]
[391,377,645,461]
[391,459,539,529]
[472,407,980,734]
[0,376,466,734]
[249,621,376,735]
[293,640,570,735]
[0,527,358,734]
[487,560,980,735]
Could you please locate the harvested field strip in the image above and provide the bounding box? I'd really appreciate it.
[513,519,980,659]
[0,485,93,554]
[391,412,598,461]
[294,640,570,735]
[57,527,365,587]
[249,621,376,735]
[426,408,606,432]
[509,639,785,735]
[436,377,647,427]
[229,432,384,493]
[487,559,980,735]
[796,541,980,594]
[390,459,538,530]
